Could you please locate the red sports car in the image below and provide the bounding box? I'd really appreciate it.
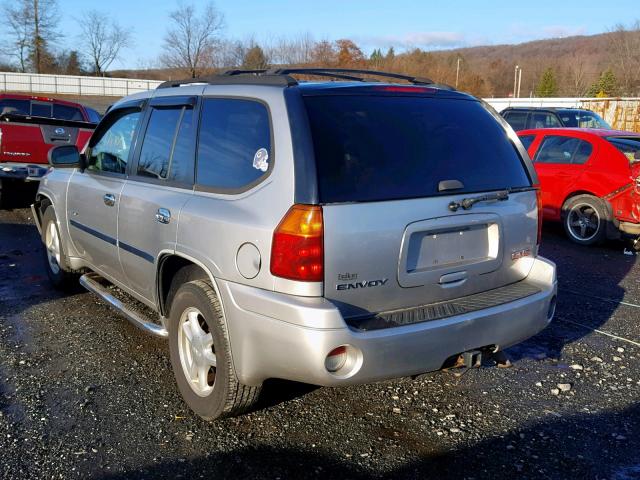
[517,128,640,246]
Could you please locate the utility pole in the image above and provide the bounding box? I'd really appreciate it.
[513,65,519,98]
[455,57,461,89]
[517,67,522,98]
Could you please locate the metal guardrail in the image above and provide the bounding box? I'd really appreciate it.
[0,72,163,97]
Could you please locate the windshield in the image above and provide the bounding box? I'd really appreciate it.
[608,137,640,163]
[303,94,531,203]
[558,110,611,129]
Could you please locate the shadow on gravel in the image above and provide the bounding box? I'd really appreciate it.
[506,224,636,363]
[100,403,640,480]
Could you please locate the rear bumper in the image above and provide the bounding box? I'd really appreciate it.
[219,256,557,387]
[0,162,48,181]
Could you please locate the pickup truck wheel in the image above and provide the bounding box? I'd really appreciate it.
[41,206,79,290]
[168,279,261,420]
[562,195,608,246]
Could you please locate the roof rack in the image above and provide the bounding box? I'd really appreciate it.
[157,67,448,89]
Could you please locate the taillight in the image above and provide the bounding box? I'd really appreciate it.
[270,205,324,282]
[535,186,543,245]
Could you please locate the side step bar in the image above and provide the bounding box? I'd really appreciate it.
[79,272,168,338]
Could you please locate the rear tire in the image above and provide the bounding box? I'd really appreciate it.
[561,195,607,246]
[168,279,261,420]
[41,206,80,291]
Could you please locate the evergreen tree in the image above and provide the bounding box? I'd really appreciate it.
[587,69,619,97]
[535,68,558,97]
[385,46,395,61]
[243,45,268,70]
[369,48,383,67]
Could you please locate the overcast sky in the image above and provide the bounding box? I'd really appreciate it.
[56,0,638,70]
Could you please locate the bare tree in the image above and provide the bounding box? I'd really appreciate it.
[2,0,59,73]
[3,2,30,71]
[161,2,224,78]
[77,10,133,76]
[608,22,640,96]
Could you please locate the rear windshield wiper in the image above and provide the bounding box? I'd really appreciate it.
[448,190,509,212]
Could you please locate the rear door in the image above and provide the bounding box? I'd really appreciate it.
[302,93,537,316]
[117,96,198,302]
[531,134,594,218]
[66,106,143,282]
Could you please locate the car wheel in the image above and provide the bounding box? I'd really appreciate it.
[562,195,607,246]
[41,206,80,290]
[168,279,261,420]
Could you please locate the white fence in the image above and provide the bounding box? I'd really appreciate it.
[0,72,163,97]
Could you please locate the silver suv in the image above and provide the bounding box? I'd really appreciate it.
[33,69,557,420]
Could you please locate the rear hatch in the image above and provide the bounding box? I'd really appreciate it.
[302,89,538,318]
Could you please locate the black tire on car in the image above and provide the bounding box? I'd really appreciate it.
[168,279,261,420]
[561,194,608,246]
[41,206,80,290]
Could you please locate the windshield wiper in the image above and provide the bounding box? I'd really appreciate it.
[448,190,509,212]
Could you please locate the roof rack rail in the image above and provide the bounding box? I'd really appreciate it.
[157,67,450,89]
[266,68,434,85]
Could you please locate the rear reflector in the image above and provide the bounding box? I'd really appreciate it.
[270,205,324,282]
[324,346,348,373]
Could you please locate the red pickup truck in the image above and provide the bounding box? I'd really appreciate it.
[0,94,98,207]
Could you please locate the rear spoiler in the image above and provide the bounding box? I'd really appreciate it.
[0,113,97,130]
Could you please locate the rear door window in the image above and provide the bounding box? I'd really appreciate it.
[534,136,593,164]
[53,104,84,121]
[302,95,531,203]
[526,112,561,129]
[196,98,272,191]
[136,106,195,184]
[503,111,528,131]
[0,99,30,115]
[31,101,52,117]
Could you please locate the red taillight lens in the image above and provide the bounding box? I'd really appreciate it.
[372,86,437,94]
[535,186,543,245]
[270,205,324,282]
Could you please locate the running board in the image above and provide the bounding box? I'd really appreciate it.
[79,272,168,338]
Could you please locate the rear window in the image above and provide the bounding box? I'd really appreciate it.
[503,111,528,131]
[0,99,29,115]
[303,95,531,203]
[608,137,640,163]
[31,102,52,117]
[558,110,610,129]
[53,104,84,121]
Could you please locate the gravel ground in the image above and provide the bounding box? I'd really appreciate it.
[1,206,639,479]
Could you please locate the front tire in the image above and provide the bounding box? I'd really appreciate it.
[561,195,607,246]
[41,206,80,290]
[168,280,261,420]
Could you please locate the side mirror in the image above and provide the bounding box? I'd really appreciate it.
[48,145,83,169]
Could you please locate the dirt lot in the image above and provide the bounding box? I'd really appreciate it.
[1,206,639,479]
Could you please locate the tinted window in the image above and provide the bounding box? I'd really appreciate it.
[503,111,528,131]
[519,135,535,150]
[85,107,102,123]
[558,109,610,129]
[0,99,29,115]
[303,95,531,203]
[53,104,84,121]
[87,110,141,174]
[527,112,561,129]
[196,99,271,190]
[608,137,640,163]
[170,108,196,184]
[137,108,183,179]
[137,106,195,184]
[535,136,593,164]
[31,102,52,117]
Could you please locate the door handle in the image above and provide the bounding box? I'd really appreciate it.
[103,193,116,207]
[155,208,171,224]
